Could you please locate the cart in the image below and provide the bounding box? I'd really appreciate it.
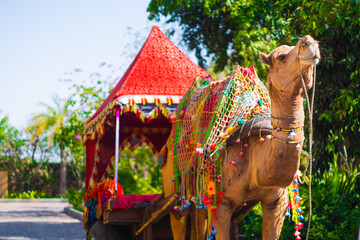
[82,25,210,240]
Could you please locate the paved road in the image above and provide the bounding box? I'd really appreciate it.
[0,200,85,240]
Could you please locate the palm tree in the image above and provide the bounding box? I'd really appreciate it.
[27,95,70,195]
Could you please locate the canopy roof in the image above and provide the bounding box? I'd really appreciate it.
[84,25,211,191]
[85,25,210,132]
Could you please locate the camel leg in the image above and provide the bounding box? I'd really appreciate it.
[212,202,233,240]
[190,207,207,240]
[170,208,189,240]
[261,190,288,240]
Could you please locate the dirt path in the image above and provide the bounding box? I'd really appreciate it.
[0,199,85,240]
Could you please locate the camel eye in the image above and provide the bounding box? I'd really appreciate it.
[278,55,286,61]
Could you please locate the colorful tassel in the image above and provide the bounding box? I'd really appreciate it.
[238,119,245,125]
[237,152,245,156]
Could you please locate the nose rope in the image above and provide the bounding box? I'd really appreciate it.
[297,42,317,240]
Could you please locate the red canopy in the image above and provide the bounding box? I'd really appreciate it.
[83,25,210,191]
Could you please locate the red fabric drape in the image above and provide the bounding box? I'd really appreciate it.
[112,194,160,211]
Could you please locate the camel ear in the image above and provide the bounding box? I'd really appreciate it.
[259,52,270,65]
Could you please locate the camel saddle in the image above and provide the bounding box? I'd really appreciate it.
[226,110,272,147]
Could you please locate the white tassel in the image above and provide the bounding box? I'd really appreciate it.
[288,130,296,139]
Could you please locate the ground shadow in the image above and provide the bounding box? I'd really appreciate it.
[0,220,85,239]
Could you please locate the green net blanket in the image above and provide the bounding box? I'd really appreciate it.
[169,65,271,232]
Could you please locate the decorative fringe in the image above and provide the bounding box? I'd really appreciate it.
[287,170,305,240]
[169,66,271,236]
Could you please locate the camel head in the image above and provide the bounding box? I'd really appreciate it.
[259,36,320,94]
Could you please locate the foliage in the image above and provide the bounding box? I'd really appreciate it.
[300,157,360,239]
[27,95,70,149]
[57,111,85,189]
[238,159,360,239]
[0,113,25,162]
[61,187,85,211]
[0,113,54,194]
[277,0,360,172]
[148,0,286,80]
[26,96,72,195]
[60,65,119,192]
[112,146,162,195]
[64,64,118,121]
[6,190,51,199]
[238,203,262,239]
[68,83,112,121]
[147,0,360,172]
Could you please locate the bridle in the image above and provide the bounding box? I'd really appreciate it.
[298,39,317,240]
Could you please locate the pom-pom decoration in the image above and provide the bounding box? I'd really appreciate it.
[229,161,237,166]
[238,119,245,125]
[195,147,204,156]
[243,143,250,148]
[237,152,245,157]
[287,170,305,240]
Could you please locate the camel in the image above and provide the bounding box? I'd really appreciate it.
[160,35,320,240]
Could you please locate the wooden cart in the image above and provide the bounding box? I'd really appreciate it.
[87,193,182,240]
[83,26,210,240]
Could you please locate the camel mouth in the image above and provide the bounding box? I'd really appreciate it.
[300,57,320,65]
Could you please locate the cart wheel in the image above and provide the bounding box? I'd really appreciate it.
[87,221,130,240]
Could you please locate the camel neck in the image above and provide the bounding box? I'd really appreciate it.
[269,86,305,129]
[254,84,307,188]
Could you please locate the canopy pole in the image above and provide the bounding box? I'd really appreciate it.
[114,108,120,195]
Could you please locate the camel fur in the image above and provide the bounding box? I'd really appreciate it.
[161,35,320,240]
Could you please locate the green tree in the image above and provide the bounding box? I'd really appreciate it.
[0,112,25,163]
[0,112,26,191]
[27,96,70,194]
[63,67,115,190]
[0,112,52,194]
[148,0,287,80]
[277,0,360,171]
[115,146,162,194]
[57,110,85,189]
[147,0,360,171]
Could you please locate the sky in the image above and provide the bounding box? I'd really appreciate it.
[0,0,193,130]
